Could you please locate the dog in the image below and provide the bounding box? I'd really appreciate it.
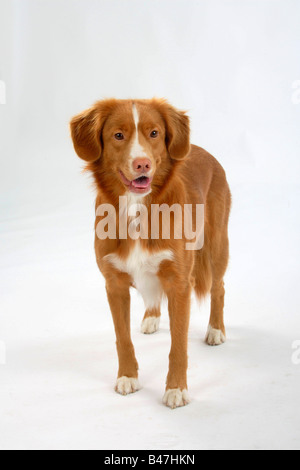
[70,98,231,408]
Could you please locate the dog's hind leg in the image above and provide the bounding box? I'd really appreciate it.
[141,306,161,334]
[205,234,229,346]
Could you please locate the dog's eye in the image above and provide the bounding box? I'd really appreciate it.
[150,130,159,138]
[114,133,124,140]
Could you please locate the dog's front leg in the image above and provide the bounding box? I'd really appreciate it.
[105,273,140,395]
[163,282,192,409]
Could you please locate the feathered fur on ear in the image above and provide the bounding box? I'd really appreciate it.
[70,107,102,162]
[70,99,117,162]
[153,99,191,160]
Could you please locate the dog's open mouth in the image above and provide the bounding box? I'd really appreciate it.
[131,176,150,189]
[119,171,152,194]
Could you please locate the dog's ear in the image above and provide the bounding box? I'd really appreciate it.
[70,106,102,162]
[154,99,191,160]
[70,100,116,162]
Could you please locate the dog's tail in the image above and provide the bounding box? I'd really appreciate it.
[193,247,212,300]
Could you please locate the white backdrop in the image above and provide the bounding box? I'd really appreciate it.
[1,0,300,450]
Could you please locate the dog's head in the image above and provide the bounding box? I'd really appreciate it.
[70,98,190,197]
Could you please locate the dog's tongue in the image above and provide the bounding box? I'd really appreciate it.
[131,176,150,189]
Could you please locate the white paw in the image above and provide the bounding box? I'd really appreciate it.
[115,376,141,395]
[205,325,226,346]
[141,316,160,334]
[163,388,190,409]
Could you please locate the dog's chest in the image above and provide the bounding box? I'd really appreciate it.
[106,243,173,309]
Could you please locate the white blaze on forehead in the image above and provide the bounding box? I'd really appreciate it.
[130,103,147,160]
[132,103,139,129]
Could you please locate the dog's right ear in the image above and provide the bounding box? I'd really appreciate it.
[70,100,118,162]
[70,106,103,162]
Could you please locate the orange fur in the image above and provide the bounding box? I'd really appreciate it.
[70,98,231,408]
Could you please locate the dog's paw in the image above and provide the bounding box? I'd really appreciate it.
[141,316,160,334]
[163,388,190,409]
[205,325,226,346]
[115,376,141,395]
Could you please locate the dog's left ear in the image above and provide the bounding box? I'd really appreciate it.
[154,100,191,160]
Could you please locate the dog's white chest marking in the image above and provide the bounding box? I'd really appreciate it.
[105,244,173,309]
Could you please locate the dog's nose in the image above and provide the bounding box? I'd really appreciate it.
[132,158,152,174]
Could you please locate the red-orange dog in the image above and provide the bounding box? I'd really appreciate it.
[70,98,231,408]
